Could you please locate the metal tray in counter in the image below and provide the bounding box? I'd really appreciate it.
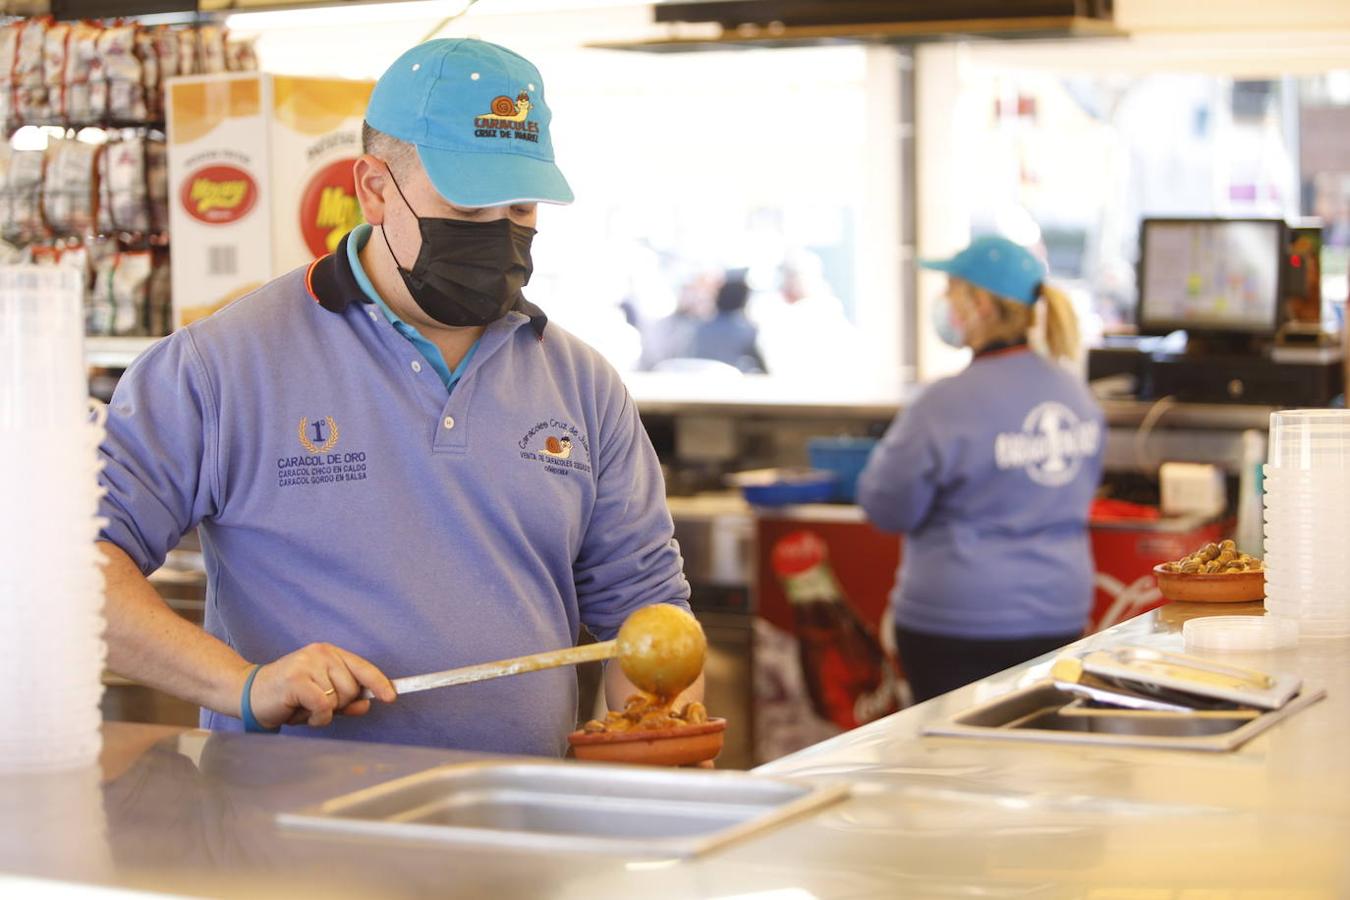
[278,760,848,858]
[923,681,1326,752]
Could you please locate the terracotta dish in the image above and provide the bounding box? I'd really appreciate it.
[1153,564,1266,603]
[568,718,726,767]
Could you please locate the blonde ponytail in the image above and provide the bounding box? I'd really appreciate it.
[1037,283,1080,363]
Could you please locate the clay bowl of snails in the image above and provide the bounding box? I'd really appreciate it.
[1153,564,1265,604]
[568,718,727,767]
[1153,542,1266,604]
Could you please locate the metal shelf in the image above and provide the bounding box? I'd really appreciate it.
[85,336,161,368]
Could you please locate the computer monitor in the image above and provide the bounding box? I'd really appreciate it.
[1137,217,1285,335]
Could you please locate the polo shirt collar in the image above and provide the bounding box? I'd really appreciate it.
[305,231,549,340]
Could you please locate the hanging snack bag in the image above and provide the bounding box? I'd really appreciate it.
[43,22,71,119]
[225,35,258,73]
[197,26,228,75]
[97,25,145,122]
[1,147,47,245]
[136,29,161,120]
[177,27,199,77]
[63,22,103,123]
[111,249,152,336]
[99,138,149,234]
[15,17,49,122]
[147,252,172,336]
[0,24,21,127]
[43,138,98,233]
[153,26,180,83]
[146,138,169,233]
[88,244,117,336]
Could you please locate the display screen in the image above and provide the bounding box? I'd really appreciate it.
[1138,219,1283,333]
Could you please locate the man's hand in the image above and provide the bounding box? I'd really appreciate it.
[248,643,397,729]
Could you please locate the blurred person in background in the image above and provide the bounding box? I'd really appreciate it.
[752,249,858,375]
[857,235,1104,703]
[689,268,766,374]
[641,264,717,371]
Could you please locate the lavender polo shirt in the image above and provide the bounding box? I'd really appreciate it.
[97,233,691,756]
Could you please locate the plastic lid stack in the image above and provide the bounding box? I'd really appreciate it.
[0,265,107,772]
[1262,409,1350,640]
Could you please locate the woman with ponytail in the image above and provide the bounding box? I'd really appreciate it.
[858,236,1105,703]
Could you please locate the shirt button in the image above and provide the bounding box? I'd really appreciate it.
[367,309,378,321]
[443,416,456,430]
[411,360,422,373]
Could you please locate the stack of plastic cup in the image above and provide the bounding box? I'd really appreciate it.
[0,265,108,772]
[1262,409,1350,640]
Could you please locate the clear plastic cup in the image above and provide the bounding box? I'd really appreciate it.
[1261,538,1350,555]
[1267,409,1350,471]
[0,267,88,433]
[1262,486,1350,502]
[1261,598,1350,619]
[1261,536,1350,553]
[1262,513,1350,527]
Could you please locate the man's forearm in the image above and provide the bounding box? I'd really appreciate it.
[99,541,252,717]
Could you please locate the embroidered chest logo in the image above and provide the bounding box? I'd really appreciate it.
[994,401,1100,488]
[519,420,592,477]
[473,88,541,144]
[278,415,370,489]
[298,416,339,453]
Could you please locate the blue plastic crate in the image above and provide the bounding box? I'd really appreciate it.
[807,437,880,503]
[730,468,838,507]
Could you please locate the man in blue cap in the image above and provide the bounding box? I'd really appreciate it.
[97,39,700,755]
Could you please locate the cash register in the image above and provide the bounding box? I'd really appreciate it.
[1090,217,1343,405]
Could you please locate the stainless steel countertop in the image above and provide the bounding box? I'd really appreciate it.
[629,375,1283,431]
[5,607,1347,898]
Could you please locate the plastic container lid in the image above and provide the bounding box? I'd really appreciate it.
[1183,616,1298,653]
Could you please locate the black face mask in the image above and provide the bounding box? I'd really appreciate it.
[380,170,536,328]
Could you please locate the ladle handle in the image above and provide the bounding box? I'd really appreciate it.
[361,640,618,699]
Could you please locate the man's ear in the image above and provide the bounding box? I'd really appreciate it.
[353,155,390,225]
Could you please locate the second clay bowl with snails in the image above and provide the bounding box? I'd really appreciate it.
[1153,564,1266,603]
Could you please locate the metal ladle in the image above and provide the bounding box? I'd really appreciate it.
[360,604,707,700]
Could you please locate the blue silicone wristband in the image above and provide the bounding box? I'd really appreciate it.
[241,664,280,734]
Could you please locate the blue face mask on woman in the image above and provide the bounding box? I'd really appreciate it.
[931,294,966,349]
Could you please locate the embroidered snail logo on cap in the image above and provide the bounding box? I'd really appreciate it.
[473,88,541,143]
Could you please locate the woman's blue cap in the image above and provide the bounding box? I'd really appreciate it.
[919,235,1046,304]
[365,38,573,208]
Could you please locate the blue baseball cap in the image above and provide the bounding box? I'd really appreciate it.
[919,235,1046,304]
[365,38,573,208]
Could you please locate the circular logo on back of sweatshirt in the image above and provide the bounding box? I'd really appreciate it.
[994,401,1100,487]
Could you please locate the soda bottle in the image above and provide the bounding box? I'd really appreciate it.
[771,530,899,730]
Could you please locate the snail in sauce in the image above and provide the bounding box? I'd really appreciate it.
[1160,539,1263,575]
[582,605,710,734]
